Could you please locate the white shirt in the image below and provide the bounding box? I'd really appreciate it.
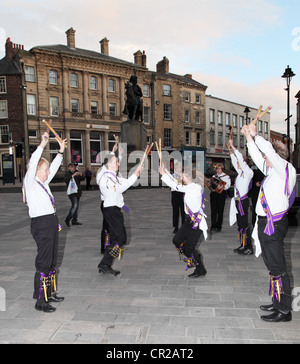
[24,146,63,218]
[247,136,296,217]
[230,149,254,198]
[99,170,137,208]
[161,173,208,239]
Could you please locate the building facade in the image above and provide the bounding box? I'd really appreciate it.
[205,95,271,173]
[0,28,207,180]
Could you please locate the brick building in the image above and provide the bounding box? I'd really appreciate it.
[0,28,207,180]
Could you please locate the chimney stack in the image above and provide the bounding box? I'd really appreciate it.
[156,56,169,74]
[66,27,76,48]
[142,50,147,67]
[134,50,142,65]
[100,37,109,56]
[5,38,24,60]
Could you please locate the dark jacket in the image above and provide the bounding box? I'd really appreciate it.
[65,171,85,197]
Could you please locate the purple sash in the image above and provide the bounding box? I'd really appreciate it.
[185,191,205,230]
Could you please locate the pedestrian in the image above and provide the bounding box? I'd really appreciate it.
[85,167,93,190]
[208,163,231,232]
[97,155,142,276]
[23,131,66,313]
[171,161,185,233]
[159,165,208,278]
[65,162,85,226]
[242,123,296,322]
[228,139,254,255]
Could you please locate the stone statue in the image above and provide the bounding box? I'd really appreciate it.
[123,74,143,122]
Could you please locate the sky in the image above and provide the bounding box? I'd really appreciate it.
[0,0,299,140]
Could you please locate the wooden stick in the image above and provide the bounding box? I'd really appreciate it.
[155,140,162,167]
[42,119,67,148]
[249,105,272,126]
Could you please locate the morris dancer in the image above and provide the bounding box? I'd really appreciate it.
[227,139,254,255]
[208,163,231,232]
[159,166,208,278]
[97,155,142,276]
[23,131,67,313]
[242,124,296,322]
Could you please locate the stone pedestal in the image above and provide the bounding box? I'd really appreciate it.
[121,120,147,154]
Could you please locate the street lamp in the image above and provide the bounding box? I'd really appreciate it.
[243,106,251,125]
[282,65,296,161]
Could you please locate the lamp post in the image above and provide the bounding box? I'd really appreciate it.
[282,65,296,162]
[244,107,250,156]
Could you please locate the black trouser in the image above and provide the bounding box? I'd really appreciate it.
[257,215,291,313]
[235,198,252,249]
[171,191,185,229]
[173,216,205,271]
[100,201,110,253]
[99,206,127,267]
[31,214,59,303]
[210,190,226,230]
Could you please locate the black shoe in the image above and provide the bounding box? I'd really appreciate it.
[261,310,292,323]
[48,293,65,303]
[98,263,120,276]
[188,267,207,278]
[260,303,276,312]
[72,221,82,225]
[172,228,178,234]
[65,219,71,227]
[234,246,244,253]
[35,302,56,313]
[240,248,254,256]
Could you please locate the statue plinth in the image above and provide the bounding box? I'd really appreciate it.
[121,120,147,154]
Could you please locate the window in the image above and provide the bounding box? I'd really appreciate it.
[196,132,201,146]
[240,136,245,148]
[217,111,223,125]
[71,99,79,113]
[163,104,172,120]
[196,111,201,124]
[195,94,201,104]
[218,132,223,146]
[27,94,36,115]
[163,84,171,96]
[49,131,63,162]
[185,109,190,123]
[0,76,6,93]
[90,132,102,164]
[108,79,116,92]
[258,120,263,133]
[0,125,9,144]
[28,130,37,138]
[210,129,215,145]
[184,92,190,102]
[70,131,82,164]
[264,121,269,134]
[0,100,8,118]
[225,113,230,126]
[91,101,98,114]
[143,84,150,97]
[49,70,57,85]
[144,106,150,124]
[239,116,244,128]
[70,73,78,87]
[109,103,117,116]
[209,109,215,123]
[50,96,59,116]
[25,66,35,82]
[185,131,191,145]
[164,128,172,148]
[90,76,97,90]
[233,114,237,127]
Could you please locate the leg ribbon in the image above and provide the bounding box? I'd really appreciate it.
[38,272,50,302]
[183,254,199,271]
[269,273,283,303]
[109,244,126,260]
[104,230,110,249]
